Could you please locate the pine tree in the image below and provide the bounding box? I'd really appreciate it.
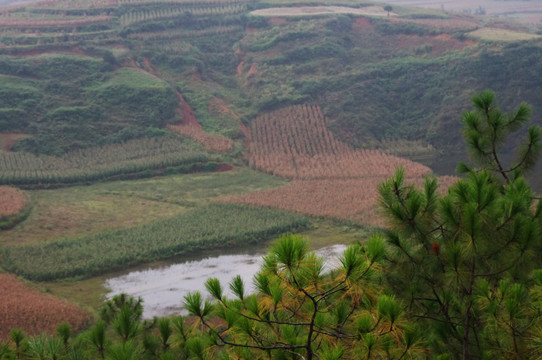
[379,90,542,359]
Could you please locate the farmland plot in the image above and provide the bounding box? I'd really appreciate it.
[229,104,455,226]
[0,274,90,341]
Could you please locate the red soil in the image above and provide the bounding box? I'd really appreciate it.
[214,164,233,172]
[177,95,200,128]
[0,186,27,218]
[0,274,91,341]
[353,17,374,30]
[268,17,287,25]
[0,133,29,152]
[246,63,257,77]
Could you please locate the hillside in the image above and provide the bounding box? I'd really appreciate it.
[2,0,542,342]
[0,0,541,170]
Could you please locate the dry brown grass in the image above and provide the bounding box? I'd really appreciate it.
[0,273,91,340]
[0,186,27,218]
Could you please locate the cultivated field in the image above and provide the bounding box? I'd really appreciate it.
[226,104,457,226]
[2,203,309,280]
[468,27,542,42]
[0,186,26,218]
[0,273,90,340]
[250,6,393,17]
[168,124,234,153]
[0,137,217,187]
[249,104,431,179]
[0,186,29,229]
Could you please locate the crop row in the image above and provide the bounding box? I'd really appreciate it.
[221,176,458,228]
[120,4,246,26]
[249,104,431,179]
[0,273,90,341]
[1,203,310,281]
[0,15,113,28]
[127,25,242,40]
[168,124,233,153]
[119,0,248,6]
[0,137,215,186]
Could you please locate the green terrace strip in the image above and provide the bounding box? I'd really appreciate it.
[0,137,219,187]
[0,203,310,281]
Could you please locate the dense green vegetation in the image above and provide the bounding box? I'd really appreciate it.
[0,136,220,188]
[1,203,310,281]
[0,0,541,170]
[3,91,542,359]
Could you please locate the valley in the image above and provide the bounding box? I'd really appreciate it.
[1,0,542,357]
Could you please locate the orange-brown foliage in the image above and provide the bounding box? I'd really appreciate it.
[224,104,458,226]
[0,186,27,218]
[0,274,91,340]
[168,124,233,153]
[221,176,457,227]
[249,104,431,179]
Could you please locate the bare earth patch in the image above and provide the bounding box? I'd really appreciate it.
[250,6,393,17]
[0,186,27,218]
[0,133,30,152]
[0,273,90,341]
[467,27,541,42]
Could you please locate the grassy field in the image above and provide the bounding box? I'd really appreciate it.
[468,28,542,42]
[0,168,287,246]
[41,220,368,315]
[1,203,310,280]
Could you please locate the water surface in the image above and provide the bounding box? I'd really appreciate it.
[106,244,348,318]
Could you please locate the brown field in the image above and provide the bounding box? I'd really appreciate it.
[0,16,112,27]
[221,176,457,227]
[249,104,430,179]
[250,6,394,17]
[224,104,458,226]
[0,186,27,218]
[0,273,91,340]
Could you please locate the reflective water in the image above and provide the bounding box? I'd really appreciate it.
[106,244,348,319]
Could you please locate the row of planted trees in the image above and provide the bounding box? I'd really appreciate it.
[3,91,542,359]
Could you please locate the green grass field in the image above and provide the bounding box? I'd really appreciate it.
[1,203,310,281]
[0,168,287,246]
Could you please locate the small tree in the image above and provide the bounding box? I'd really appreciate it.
[384,5,393,16]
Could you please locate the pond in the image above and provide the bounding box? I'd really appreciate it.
[105,244,348,319]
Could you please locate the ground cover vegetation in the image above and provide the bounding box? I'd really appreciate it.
[1,90,542,358]
[1,0,542,355]
[222,104,457,227]
[1,203,310,281]
[0,0,541,171]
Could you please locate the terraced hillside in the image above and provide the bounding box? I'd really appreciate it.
[1,0,542,340]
